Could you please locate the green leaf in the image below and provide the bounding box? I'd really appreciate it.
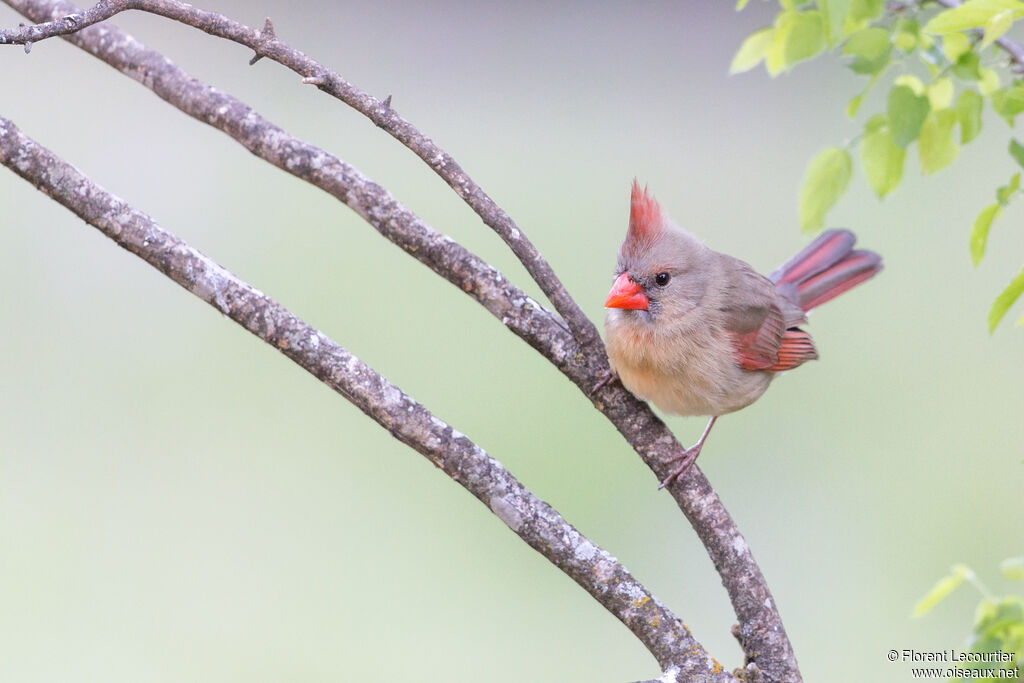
[784,10,826,67]
[924,0,1024,34]
[893,18,919,51]
[865,112,888,133]
[982,8,1015,47]
[943,31,973,61]
[974,597,998,628]
[914,565,972,617]
[845,0,884,33]
[953,51,982,80]
[957,90,984,143]
[973,596,1024,637]
[861,124,905,197]
[889,85,932,147]
[759,10,828,75]
[799,147,853,233]
[847,92,865,117]
[894,31,916,51]
[919,109,960,174]
[765,12,794,76]
[996,172,1020,204]
[979,67,1001,95]
[970,203,1001,265]
[988,266,1024,332]
[928,78,955,109]
[895,74,926,94]
[991,84,1024,125]
[843,27,893,74]
[896,16,921,36]
[737,0,751,9]
[1001,557,1024,580]
[821,0,854,45]
[731,28,775,73]
[1010,138,1024,167]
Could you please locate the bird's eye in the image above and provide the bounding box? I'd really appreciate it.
[655,272,671,287]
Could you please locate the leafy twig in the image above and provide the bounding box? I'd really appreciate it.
[931,0,1024,71]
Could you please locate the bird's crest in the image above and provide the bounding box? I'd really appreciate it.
[627,180,664,250]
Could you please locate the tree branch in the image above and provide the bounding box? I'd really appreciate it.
[0,114,738,683]
[0,2,801,680]
[0,0,599,349]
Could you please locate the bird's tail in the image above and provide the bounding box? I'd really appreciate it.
[769,229,882,312]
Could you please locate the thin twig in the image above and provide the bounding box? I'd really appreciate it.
[0,0,600,349]
[0,114,737,683]
[887,0,1024,71]
[932,0,1024,70]
[0,2,801,680]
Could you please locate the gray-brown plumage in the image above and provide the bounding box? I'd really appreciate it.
[604,181,881,481]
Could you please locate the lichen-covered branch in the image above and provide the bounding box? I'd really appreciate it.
[0,2,801,680]
[0,115,737,683]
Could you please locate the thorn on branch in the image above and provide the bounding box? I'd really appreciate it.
[24,41,31,54]
[301,74,327,86]
[248,17,276,66]
[382,94,393,110]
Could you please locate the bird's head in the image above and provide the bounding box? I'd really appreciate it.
[605,181,709,326]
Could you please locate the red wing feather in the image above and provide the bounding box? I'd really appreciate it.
[769,329,818,371]
[728,307,819,373]
[728,305,786,371]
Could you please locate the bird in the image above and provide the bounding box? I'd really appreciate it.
[604,181,882,486]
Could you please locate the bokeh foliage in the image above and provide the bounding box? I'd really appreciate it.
[915,559,1024,680]
[734,0,1024,332]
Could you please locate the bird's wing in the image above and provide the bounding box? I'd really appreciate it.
[720,262,818,372]
[723,300,785,371]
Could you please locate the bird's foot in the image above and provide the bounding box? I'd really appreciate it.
[657,443,703,489]
[591,367,618,394]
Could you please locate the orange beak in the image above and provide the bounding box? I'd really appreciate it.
[605,272,649,310]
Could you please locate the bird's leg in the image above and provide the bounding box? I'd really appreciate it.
[658,416,718,489]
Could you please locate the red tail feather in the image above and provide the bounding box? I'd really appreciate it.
[771,229,882,312]
[770,230,855,287]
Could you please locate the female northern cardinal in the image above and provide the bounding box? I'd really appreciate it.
[604,181,882,485]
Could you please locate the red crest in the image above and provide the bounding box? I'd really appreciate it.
[627,180,664,248]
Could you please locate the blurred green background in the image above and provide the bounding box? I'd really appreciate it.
[1,1,1021,681]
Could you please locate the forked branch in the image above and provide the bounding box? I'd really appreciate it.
[0,116,735,683]
[0,2,802,680]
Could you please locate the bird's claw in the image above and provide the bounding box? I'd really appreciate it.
[657,444,702,489]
